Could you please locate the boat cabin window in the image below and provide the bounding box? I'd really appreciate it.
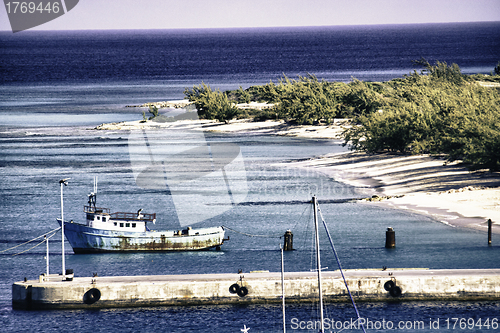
[114,222,117,226]
[120,223,124,228]
[132,223,136,228]
[126,223,130,228]
[96,216,101,221]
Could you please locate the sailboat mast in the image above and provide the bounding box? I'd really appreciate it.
[281,245,286,333]
[313,196,324,332]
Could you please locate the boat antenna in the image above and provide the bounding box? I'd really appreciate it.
[88,176,98,210]
[94,176,97,207]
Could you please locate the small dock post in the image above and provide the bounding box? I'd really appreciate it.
[488,219,492,245]
[385,227,396,248]
[283,230,293,251]
[45,235,49,277]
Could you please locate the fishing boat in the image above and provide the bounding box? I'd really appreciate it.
[57,182,225,254]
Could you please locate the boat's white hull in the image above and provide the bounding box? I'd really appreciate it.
[57,220,225,253]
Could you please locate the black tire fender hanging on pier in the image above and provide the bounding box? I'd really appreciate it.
[389,286,402,297]
[83,288,101,304]
[237,286,248,297]
[384,280,395,291]
[229,283,240,294]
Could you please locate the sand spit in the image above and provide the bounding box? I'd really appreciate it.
[289,152,500,233]
[94,118,347,139]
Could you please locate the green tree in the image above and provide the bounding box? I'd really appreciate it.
[342,63,500,171]
[271,74,342,124]
[437,85,500,170]
[413,58,467,85]
[339,80,386,117]
[148,105,159,119]
[236,86,252,104]
[184,83,239,123]
[343,104,437,154]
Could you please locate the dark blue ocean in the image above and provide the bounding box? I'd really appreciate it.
[1,22,500,332]
[1,21,499,126]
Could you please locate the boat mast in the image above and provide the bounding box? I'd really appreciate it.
[313,196,324,333]
[59,178,69,280]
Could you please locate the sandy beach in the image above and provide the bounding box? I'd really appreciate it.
[94,117,347,139]
[95,117,500,234]
[288,151,500,234]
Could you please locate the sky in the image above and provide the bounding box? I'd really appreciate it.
[1,0,500,32]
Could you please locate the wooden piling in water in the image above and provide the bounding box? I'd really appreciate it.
[488,219,492,245]
[385,227,395,248]
[283,230,293,251]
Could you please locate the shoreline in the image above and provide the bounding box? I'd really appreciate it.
[94,118,347,139]
[94,117,500,234]
[286,151,500,234]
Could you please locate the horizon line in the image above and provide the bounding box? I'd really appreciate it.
[1,20,499,34]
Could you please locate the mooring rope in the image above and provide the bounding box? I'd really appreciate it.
[0,226,61,255]
[12,229,60,256]
[222,225,283,238]
[317,204,367,333]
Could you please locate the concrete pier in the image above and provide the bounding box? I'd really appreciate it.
[12,268,500,310]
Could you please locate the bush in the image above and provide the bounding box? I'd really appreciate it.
[191,60,500,171]
[344,104,437,154]
[494,61,500,76]
[342,62,500,171]
[148,105,159,119]
[184,83,239,123]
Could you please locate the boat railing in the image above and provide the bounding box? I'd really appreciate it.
[84,206,111,214]
[84,205,155,222]
[110,211,156,222]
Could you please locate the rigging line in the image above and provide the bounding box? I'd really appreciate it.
[299,204,313,251]
[317,204,367,333]
[221,204,310,240]
[308,207,316,273]
[12,229,60,257]
[0,227,62,254]
[222,225,283,238]
[289,203,311,236]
